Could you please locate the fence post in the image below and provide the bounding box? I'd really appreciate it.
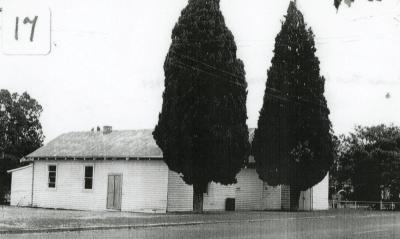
[380,201,383,210]
[354,201,357,209]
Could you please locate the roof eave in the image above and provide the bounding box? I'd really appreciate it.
[24,156,163,161]
[20,157,30,163]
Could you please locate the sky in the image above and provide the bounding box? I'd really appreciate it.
[1,0,400,142]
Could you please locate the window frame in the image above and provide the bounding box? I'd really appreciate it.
[47,164,57,189]
[83,164,94,191]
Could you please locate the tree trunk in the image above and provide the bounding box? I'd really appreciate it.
[290,186,301,211]
[193,183,206,213]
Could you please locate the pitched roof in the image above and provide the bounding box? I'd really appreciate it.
[25,128,256,161]
[26,129,162,159]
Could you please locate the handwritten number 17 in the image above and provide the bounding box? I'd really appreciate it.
[15,16,38,42]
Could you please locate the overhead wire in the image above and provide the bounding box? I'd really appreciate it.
[167,50,330,111]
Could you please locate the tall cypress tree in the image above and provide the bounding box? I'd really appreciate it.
[252,1,334,210]
[153,0,249,212]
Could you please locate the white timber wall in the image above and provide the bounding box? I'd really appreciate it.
[9,165,33,207]
[166,170,192,212]
[262,183,282,210]
[277,174,329,211]
[297,173,330,211]
[167,168,283,212]
[203,182,236,211]
[32,160,169,213]
[29,161,329,212]
[312,173,329,210]
[235,169,263,211]
[167,170,236,212]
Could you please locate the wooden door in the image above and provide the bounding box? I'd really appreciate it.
[107,175,122,210]
[298,189,312,211]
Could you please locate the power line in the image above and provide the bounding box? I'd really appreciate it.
[265,87,329,112]
[169,49,244,81]
[167,53,329,111]
[170,58,327,112]
[169,57,246,89]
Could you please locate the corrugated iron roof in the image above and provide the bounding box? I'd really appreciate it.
[26,128,256,161]
[26,129,162,159]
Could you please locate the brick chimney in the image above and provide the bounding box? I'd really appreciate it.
[103,126,112,134]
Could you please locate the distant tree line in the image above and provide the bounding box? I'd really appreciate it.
[0,89,44,203]
[330,125,400,202]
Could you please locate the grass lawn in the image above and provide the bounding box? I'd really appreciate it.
[1,206,400,234]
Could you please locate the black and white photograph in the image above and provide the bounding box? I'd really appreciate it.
[1,0,400,238]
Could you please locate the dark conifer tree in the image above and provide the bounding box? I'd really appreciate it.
[252,1,334,210]
[334,0,381,10]
[153,0,249,212]
[0,90,44,202]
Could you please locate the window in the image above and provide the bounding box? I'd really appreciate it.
[84,166,93,189]
[48,165,56,188]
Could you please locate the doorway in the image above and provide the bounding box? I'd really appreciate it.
[107,174,122,210]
